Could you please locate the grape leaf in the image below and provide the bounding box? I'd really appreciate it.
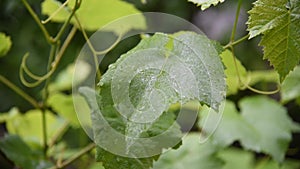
[0,135,53,169]
[281,66,300,103]
[41,0,146,34]
[79,31,225,168]
[0,32,12,57]
[247,0,300,81]
[187,0,225,10]
[199,96,299,162]
[152,133,224,169]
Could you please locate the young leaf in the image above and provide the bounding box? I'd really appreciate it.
[187,0,225,10]
[281,66,300,103]
[152,133,224,169]
[41,0,146,34]
[0,135,53,169]
[247,0,300,81]
[0,32,12,57]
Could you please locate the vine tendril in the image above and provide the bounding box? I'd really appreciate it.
[228,0,280,95]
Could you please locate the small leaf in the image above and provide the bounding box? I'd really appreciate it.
[4,108,66,146]
[41,0,146,34]
[281,66,300,103]
[152,133,224,169]
[0,135,53,169]
[187,0,226,10]
[247,0,300,81]
[0,32,12,57]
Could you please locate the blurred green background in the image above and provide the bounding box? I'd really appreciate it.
[0,0,299,168]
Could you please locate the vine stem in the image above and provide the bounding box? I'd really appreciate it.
[227,0,280,95]
[223,34,249,49]
[21,0,54,44]
[0,75,40,108]
[48,143,96,169]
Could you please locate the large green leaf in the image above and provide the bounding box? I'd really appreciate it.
[281,66,300,103]
[152,133,224,169]
[41,0,146,34]
[80,31,225,168]
[0,32,12,57]
[199,96,299,162]
[187,0,225,10]
[247,0,300,81]
[0,135,52,169]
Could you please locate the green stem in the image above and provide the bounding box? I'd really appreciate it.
[223,34,249,49]
[21,0,54,44]
[227,0,280,95]
[48,143,95,169]
[229,0,243,84]
[0,75,40,108]
[41,109,48,157]
[53,0,80,42]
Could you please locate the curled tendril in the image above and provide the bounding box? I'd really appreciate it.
[41,0,70,24]
[74,14,123,80]
[238,74,281,95]
[20,53,55,87]
[20,26,77,87]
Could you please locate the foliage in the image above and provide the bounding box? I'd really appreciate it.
[0,0,300,169]
[247,0,300,81]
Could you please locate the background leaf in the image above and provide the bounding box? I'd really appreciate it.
[2,108,66,147]
[217,148,255,169]
[152,133,224,169]
[48,92,80,127]
[247,0,300,81]
[0,135,52,169]
[199,96,299,162]
[0,32,12,57]
[220,50,247,95]
[41,0,146,34]
[281,66,300,103]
